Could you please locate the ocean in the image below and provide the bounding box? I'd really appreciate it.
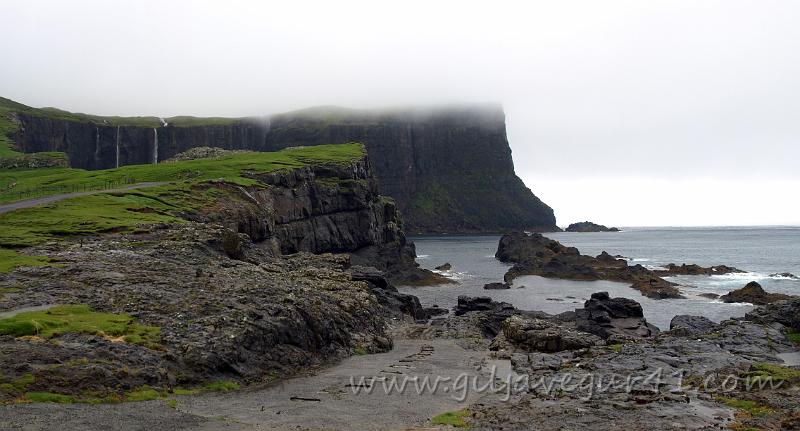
[399,226,800,330]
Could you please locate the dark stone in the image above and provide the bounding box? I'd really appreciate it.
[669,315,719,336]
[498,315,601,352]
[565,221,620,232]
[496,232,682,299]
[654,263,744,276]
[745,298,800,331]
[435,263,452,271]
[573,292,659,339]
[483,282,511,290]
[720,281,795,305]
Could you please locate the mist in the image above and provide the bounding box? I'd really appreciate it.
[2,0,798,226]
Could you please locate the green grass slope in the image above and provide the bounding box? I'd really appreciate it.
[0,143,365,270]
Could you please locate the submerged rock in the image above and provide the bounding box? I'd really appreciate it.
[483,282,511,290]
[434,263,452,271]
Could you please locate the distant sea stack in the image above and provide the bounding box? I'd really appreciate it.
[0,97,558,234]
[565,221,620,232]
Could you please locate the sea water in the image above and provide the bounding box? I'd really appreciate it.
[399,227,800,329]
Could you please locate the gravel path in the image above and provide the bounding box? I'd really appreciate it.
[0,338,501,431]
[0,182,169,214]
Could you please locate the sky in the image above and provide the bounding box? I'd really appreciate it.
[1,0,798,227]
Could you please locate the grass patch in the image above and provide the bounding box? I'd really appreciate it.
[0,304,161,349]
[788,331,800,344]
[744,362,800,384]
[125,386,161,402]
[717,397,774,417]
[24,392,75,403]
[0,249,51,273]
[354,346,367,356]
[431,409,470,428]
[202,380,240,392]
[0,143,365,203]
[608,343,623,353]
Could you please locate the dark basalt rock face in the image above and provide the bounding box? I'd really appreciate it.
[669,315,719,336]
[182,155,440,285]
[565,221,620,232]
[6,103,558,234]
[572,292,659,339]
[745,297,800,331]
[720,281,796,305]
[495,232,682,299]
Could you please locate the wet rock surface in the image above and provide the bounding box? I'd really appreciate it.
[721,281,797,305]
[654,263,744,276]
[496,232,683,299]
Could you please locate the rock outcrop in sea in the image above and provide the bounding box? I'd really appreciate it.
[720,281,796,305]
[565,221,620,232]
[495,232,682,298]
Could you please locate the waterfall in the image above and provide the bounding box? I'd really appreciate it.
[152,128,159,164]
[94,126,100,167]
[115,126,120,168]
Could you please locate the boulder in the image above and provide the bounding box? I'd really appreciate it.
[669,315,719,336]
[720,281,795,305]
[573,292,659,339]
[499,315,601,352]
[435,263,452,271]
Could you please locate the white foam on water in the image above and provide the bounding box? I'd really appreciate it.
[416,254,429,260]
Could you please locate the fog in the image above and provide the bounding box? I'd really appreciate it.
[2,0,798,226]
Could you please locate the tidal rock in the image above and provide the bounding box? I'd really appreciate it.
[498,315,601,352]
[669,315,719,336]
[435,263,452,271]
[720,281,795,305]
[770,272,799,279]
[699,293,720,299]
[483,282,511,290]
[565,221,620,232]
[654,263,744,276]
[496,232,682,299]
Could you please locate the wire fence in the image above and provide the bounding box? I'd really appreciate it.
[1,176,137,201]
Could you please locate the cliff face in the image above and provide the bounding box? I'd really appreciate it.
[7,103,557,233]
[189,156,429,283]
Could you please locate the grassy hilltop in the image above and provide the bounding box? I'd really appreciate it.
[0,143,365,271]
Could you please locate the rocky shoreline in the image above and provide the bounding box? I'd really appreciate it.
[1,150,798,429]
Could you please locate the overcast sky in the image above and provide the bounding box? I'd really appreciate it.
[2,0,798,226]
